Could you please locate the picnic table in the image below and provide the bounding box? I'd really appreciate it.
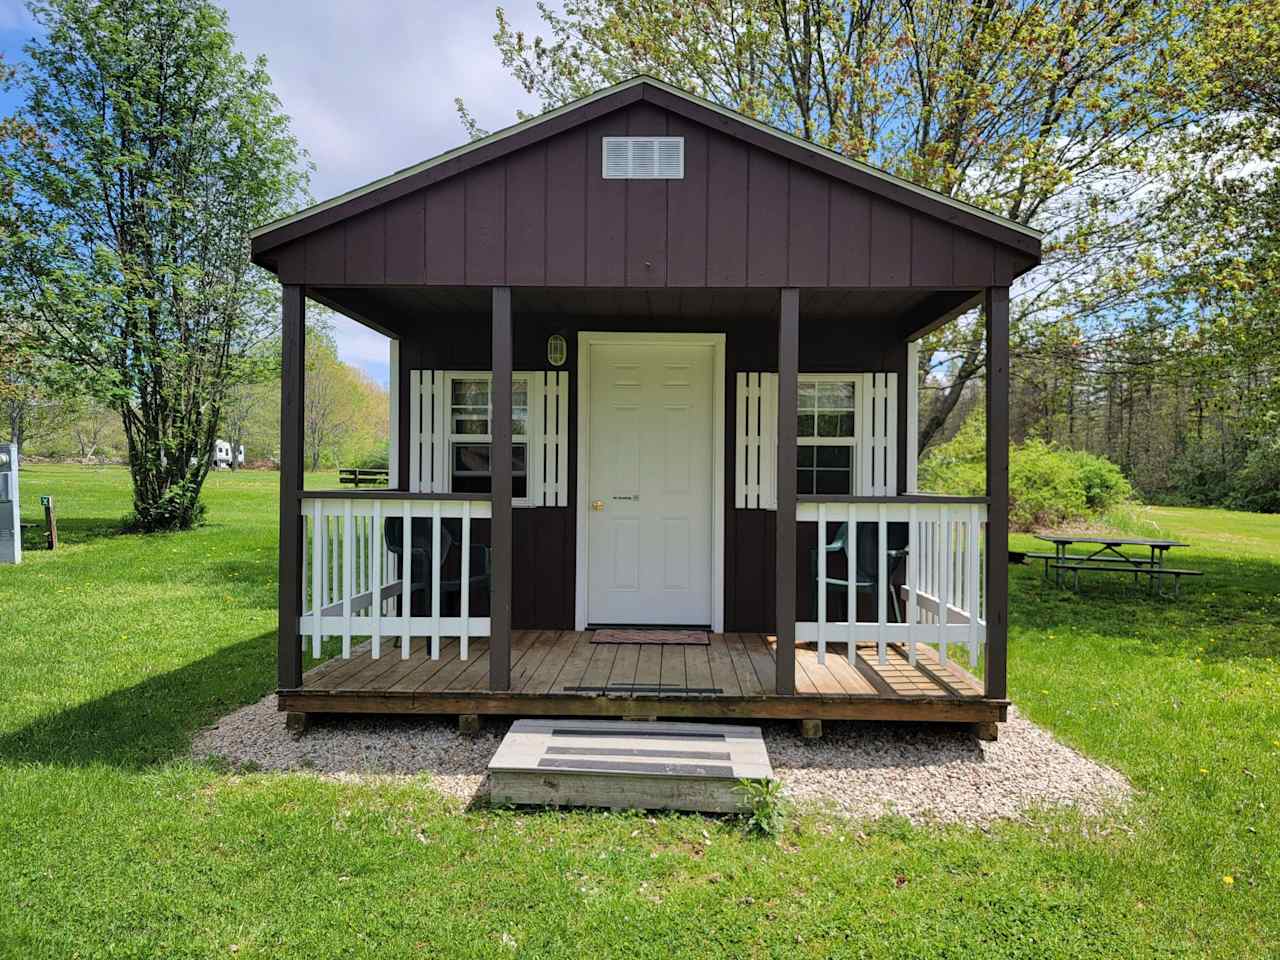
[1027,533,1202,597]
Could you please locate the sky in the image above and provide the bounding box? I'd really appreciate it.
[0,0,549,387]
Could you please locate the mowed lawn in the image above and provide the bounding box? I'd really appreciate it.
[1,464,1277,958]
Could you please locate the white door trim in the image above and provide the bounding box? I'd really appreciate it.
[575,331,726,632]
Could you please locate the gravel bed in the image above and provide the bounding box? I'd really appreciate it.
[192,696,1129,825]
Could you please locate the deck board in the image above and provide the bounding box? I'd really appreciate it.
[288,630,1001,724]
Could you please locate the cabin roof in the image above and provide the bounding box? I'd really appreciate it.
[251,75,1041,262]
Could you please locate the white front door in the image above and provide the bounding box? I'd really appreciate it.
[586,341,714,625]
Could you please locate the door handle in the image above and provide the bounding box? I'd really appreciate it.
[612,495,640,501]
[591,499,605,511]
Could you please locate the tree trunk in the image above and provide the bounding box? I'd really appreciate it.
[918,341,984,453]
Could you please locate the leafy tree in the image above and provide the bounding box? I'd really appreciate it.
[474,0,1201,448]
[0,0,307,529]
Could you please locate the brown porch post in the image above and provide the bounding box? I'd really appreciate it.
[489,287,513,691]
[984,285,1010,700]
[277,284,305,689]
[775,288,799,695]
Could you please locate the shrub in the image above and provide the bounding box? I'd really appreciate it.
[919,413,1134,530]
[1227,439,1280,513]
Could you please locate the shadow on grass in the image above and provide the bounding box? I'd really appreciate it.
[0,631,277,770]
[21,516,127,550]
[1010,553,1280,663]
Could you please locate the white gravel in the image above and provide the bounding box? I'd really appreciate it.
[192,696,1129,825]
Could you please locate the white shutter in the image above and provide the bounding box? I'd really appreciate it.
[860,372,898,497]
[527,371,569,506]
[409,370,448,493]
[735,372,777,510]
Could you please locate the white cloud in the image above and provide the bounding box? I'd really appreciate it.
[220,1,548,380]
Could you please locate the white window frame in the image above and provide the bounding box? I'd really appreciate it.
[797,373,860,497]
[443,371,532,508]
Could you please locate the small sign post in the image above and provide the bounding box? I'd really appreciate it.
[41,495,57,551]
[0,443,18,564]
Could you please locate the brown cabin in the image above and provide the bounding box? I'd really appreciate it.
[251,77,1040,734]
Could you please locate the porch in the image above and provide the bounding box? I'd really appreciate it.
[282,629,1002,724]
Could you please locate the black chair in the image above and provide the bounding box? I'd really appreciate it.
[811,521,908,622]
[384,517,491,615]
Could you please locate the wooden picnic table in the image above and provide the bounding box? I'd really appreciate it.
[1029,533,1200,597]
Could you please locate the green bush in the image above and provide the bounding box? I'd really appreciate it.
[1227,438,1280,513]
[919,414,1134,530]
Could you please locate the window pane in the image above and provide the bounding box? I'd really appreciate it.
[815,469,850,495]
[815,445,851,468]
[453,414,489,435]
[799,381,816,408]
[512,382,528,407]
[452,379,489,406]
[816,413,853,437]
[817,381,853,409]
[796,469,815,495]
[797,447,814,468]
[798,413,815,437]
[453,443,490,474]
[513,444,527,473]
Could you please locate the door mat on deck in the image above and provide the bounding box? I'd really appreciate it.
[590,629,709,645]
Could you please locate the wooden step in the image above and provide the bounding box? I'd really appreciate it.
[487,718,773,813]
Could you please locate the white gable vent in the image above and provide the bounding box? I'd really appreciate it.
[602,136,684,179]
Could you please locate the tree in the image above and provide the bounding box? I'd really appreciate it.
[302,316,389,473]
[471,0,1201,448]
[0,0,307,529]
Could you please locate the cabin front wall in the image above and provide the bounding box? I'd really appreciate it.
[392,312,909,633]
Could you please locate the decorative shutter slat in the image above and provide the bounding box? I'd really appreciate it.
[734,372,778,510]
[601,137,684,179]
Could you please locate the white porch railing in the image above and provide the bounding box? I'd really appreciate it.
[298,494,492,662]
[796,498,987,669]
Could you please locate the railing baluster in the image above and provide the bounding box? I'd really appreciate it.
[939,506,951,665]
[848,501,858,659]
[430,500,442,660]
[967,504,981,667]
[401,499,412,659]
[907,505,918,665]
[876,503,887,665]
[300,512,309,654]
[817,502,827,664]
[371,500,382,658]
[342,499,353,659]
[311,499,323,659]
[460,500,471,660]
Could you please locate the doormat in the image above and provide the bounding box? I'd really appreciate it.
[591,629,710,645]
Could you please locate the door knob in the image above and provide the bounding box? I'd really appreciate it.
[591,499,605,511]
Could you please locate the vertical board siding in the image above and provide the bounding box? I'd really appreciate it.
[787,165,829,286]
[345,207,386,284]
[747,150,789,285]
[505,145,547,285]
[626,102,669,287]
[384,192,427,283]
[827,183,870,286]
[953,235,994,287]
[706,132,750,285]
[869,197,911,285]
[305,226,346,284]
[266,103,1022,291]
[910,213,954,287]
[465,164,507,285]
[585,114,628,285]
[545,127,588,285]
[426,176,466,283]
[666,116,708,285]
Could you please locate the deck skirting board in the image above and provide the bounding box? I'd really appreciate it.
[278,688,1006,723]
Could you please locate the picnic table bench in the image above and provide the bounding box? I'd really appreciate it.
[1031,533,1202,598]
[337,467,389,487]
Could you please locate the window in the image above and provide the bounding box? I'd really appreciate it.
[797,376,857,495]
[446,374,528,501]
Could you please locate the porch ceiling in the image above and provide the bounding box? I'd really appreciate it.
[307,285,979,342]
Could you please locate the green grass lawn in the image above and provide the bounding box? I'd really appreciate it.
[1,465,1277,958]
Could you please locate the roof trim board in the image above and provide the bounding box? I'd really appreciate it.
[251,76,1042,261]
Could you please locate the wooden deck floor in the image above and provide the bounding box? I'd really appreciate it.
[282,631,1003,724]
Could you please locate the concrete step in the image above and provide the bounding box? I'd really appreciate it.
[487,718,773,813]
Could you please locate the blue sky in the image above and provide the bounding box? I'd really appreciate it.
[0,0,547,387]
